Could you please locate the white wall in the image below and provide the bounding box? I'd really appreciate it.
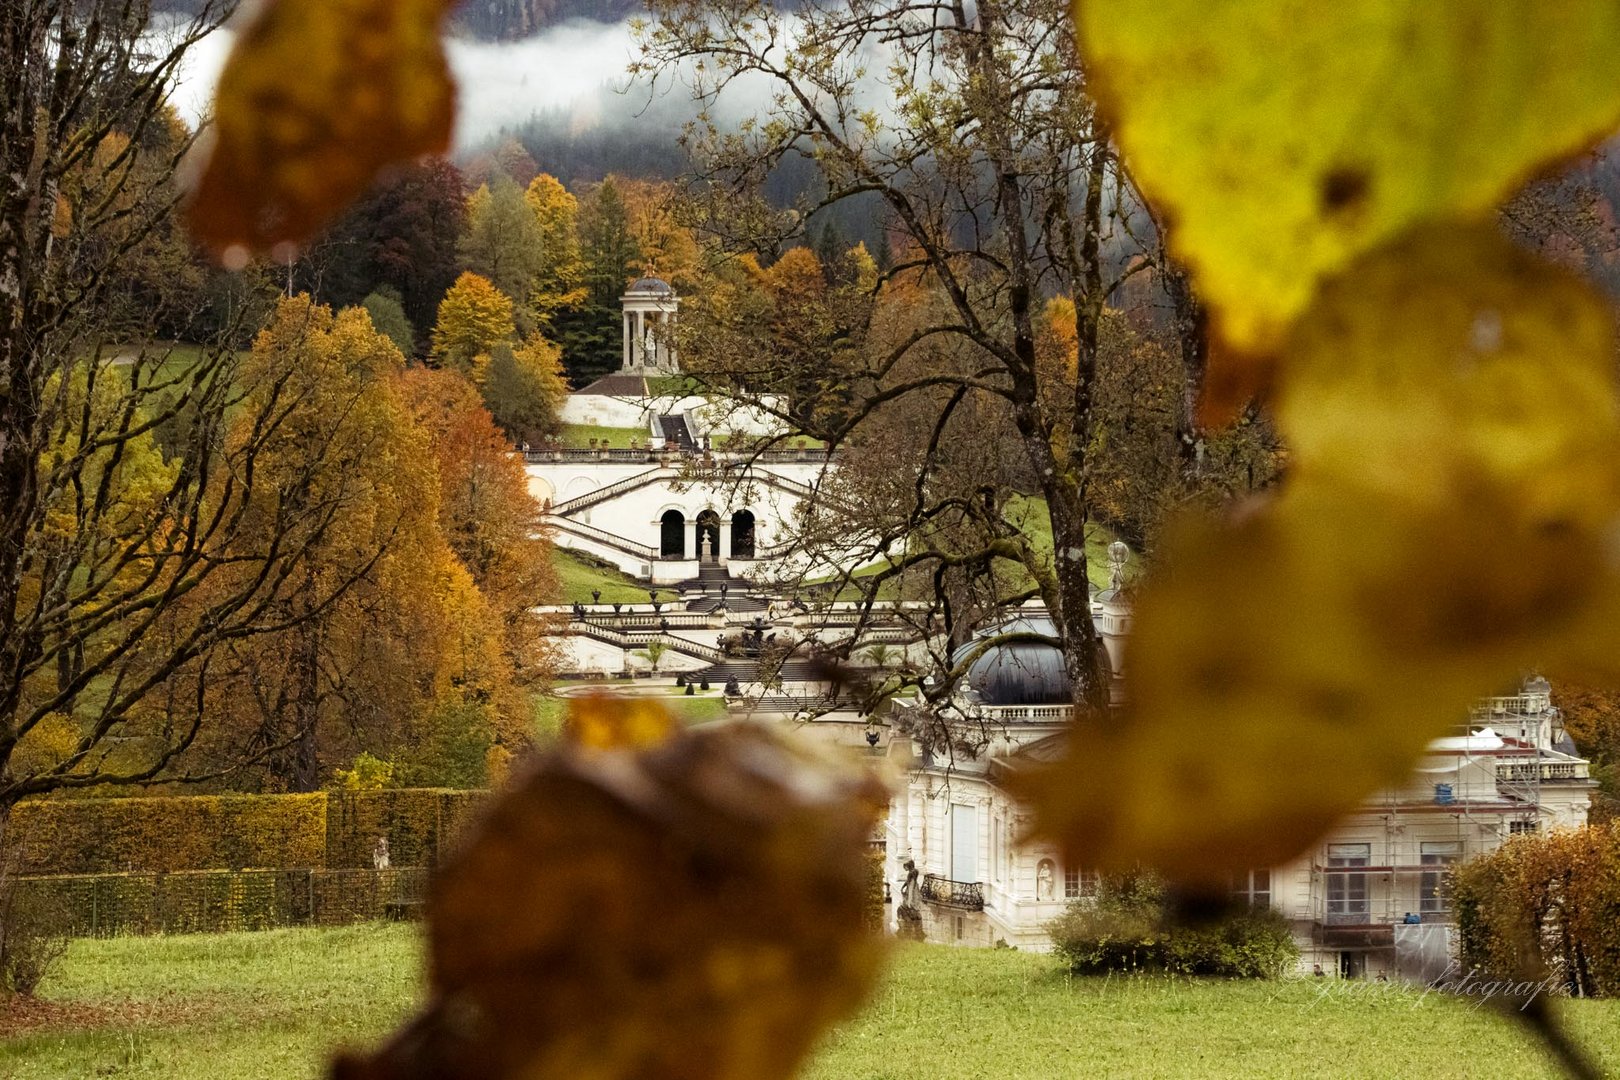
[558,393,790,435]
[528,457,839,580]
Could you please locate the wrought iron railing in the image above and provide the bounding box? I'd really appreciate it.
[920,873,984,910]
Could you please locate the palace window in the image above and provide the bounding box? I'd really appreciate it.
[1420,841,1462,915]
[1326,843,1371,919]
[1063,866,1097,899]
[1230,868,1272,910]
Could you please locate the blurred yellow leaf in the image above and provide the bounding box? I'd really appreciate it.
[333,724,887,1080]
[1076,0,1620,410]
[564,691,680,750]
[187,0,455,257]
[1018,225,1620,885]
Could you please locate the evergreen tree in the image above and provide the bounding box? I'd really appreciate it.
[483,337,571,446]
[567,177,644,383]
[579,177,643,307]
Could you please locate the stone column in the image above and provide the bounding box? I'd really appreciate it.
[623,311,632,369]
[686,519,697,561]
[719,520,732,561]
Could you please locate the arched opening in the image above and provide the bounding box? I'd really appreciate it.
[660,510,685,558]
[696,510,721,562]
[730,509,756,559]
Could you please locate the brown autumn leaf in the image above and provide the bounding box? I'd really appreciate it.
[332,720,888,1080]
[1017,224,1620,886]
[187,0,456,259]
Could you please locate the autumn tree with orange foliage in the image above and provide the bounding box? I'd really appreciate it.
[90,0,1620,1071]
[190,297,548,792]
[399,367,561,699]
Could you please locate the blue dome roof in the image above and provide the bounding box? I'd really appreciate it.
[626,276,675,296]
[951,616,1072,707]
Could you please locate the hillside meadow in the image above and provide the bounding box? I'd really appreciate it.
[3,925,1619,1079]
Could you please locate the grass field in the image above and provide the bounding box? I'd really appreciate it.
[811,494,1124,601]
[551,548,665,604]
[558,423,649,449]
[4,925,1619,1079]
[533,686,728,737]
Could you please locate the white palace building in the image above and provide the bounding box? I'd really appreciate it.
[527,279,1598,979]
[879,555,1596,978]
[525,276,832,589]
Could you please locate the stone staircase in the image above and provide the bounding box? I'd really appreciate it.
[659,414,697,451]
[695,657,824,682]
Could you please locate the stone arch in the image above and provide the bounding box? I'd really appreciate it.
[525,474,555,509]
[1036,858,1057,902]
[730,509,756,559]
[560,476,597,502]
[695,509,721,562]
[660,509,686,558]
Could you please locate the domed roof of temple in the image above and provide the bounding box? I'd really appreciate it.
[626,276,675,296]
[951,615,1072,707]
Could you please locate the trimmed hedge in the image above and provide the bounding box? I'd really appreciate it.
[325,789,489,869]
[14,869,429,937]
[865,847,886,930]
[9,789,491,875]
[9,794,326,875]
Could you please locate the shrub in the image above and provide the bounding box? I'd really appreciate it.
[1048,870,1297,978]
[332,752,396,792]
[1453,822,1620,997]
[0,879,69,995]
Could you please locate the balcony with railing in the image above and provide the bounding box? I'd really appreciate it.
[1496,756,1590,784]
[920,874,984,911]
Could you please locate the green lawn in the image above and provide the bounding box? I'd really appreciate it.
[551,549,663,604]
[663,692,728,725]
[809,494,1123,602]
[558,423,649,449]
[1001,493,1127,591]
[5,926,1619,1079]
[532,688,727,738]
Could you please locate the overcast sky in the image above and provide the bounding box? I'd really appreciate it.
[168,18,645,153]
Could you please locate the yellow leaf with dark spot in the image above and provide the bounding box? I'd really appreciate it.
[187,0,455,257]
[332,723,887,1080]
[564,691,680,750]
[1076,0,1620,403]
[1017,225,1620,886]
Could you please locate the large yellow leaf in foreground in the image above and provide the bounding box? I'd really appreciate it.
[333,720,887,1080]
[1016,226,1620,886]
[188,0,455,258]
[1077,0,1620,408]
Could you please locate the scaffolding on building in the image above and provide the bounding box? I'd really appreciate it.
[1300,684,1585,976]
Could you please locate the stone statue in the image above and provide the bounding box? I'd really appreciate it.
[372,836,391,871]
[899,858,923,912]
[1036,859,1055,901]
[896,858,924,940]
